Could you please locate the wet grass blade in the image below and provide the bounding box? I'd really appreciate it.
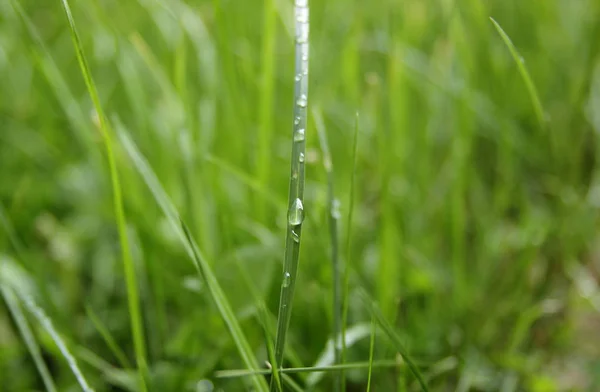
[366,317,376,392]
[1,286,57,392]
[58,1,148,390]
[270,1,310,390]
[117,126,269,392]
[314,107,342,391]
[359,289,429,392]
[490,17,546,129]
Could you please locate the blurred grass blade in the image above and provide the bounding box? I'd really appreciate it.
[58,1,149,391]
[117,126,269,392]
[14,289,94,392]
[259,305,282,392]
[490,17,546,128]
[366,317,376,392]
[85,305,132,370]
[1,286,57,392]
[215,360,399,378]
[359,289,429,392]
[341,112,360,390]
[271,1,310,390]
[313,107,342,391]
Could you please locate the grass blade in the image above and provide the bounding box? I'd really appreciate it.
[341,112,360,390]
[313,107,342,391]
[85,305,132,370]
[270,1,310,390]
[490,17,546,129]
[117,125,269,392]
[359,289,429,392]
[1,286,57,392]
[13,289,94,392]
[366,317,376,392]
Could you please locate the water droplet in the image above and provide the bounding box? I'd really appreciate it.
[294,128,305,142]
[296,8,309,23]
[296,94,307,108]
[288,198,304,226]
[299,152,305,163]
[291,229,300,243]
[296,23,309,44]
[283,272,291,287]
[331,199,341,219]
[302,54,308,62]
[294,116,301,125]
[296,0,308,6]
[295,73,302,82]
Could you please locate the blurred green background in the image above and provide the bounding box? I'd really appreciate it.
[1,0,600,390]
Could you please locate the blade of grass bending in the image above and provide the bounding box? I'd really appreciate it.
[258,304,282,392]
[1,286,57,392]
[117,126,268,392]
[313,107,342,392]
[85,305,132,370]
[11,289,95,392]
[341,112,360,391]
[58,2,148,391]
[270,1,310,390]
[366,317,376,392]
[490,17,546,129]
[215,360,400,378]
[358,290,429,392]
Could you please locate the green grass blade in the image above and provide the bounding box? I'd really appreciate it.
[270,1,310,390]
[359,290,429,392]
[490,17,546,129]
[116,126,269,392]
[259,305,282,392]
[85,305,132,370]
[366,317,376,392]
[14,289,95,392]
[313,107,342,391]
[58,1,148,390]
[341,112,360,390]
[1,286,57,392]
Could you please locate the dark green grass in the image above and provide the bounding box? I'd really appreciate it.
[1,0,600,391]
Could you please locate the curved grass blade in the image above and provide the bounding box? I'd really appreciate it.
[490,17,546,129]
[270,2,310,390]
[358,289,429,392]
[366,317,376,392]
[117,126,268,392]
[58,1,148,391]
[14,289,95,392]
[1,286,57,392]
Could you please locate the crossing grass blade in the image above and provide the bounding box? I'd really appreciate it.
[490,17,546,129]
[117,125,269,392]
[1,286,57,392]
[359,289,429,392]
[58,1,149,390]
[85,305,132,370]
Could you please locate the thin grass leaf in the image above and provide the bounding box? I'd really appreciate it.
[366,317,376,392]
[259,306,282,392]
[85,305,132,370]
[1,286,57,392]
[270,1,310,390]
[490,17,546,129]
[215,360,400,378]
[359,289,429,392]
[116,125,268,392]
[13,289,95,392]
[341,112,360,390]
[282,374,304,392]
[58,1,148,391]
[313,107,342,391]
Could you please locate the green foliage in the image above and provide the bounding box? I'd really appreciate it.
[1,0,600,391]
